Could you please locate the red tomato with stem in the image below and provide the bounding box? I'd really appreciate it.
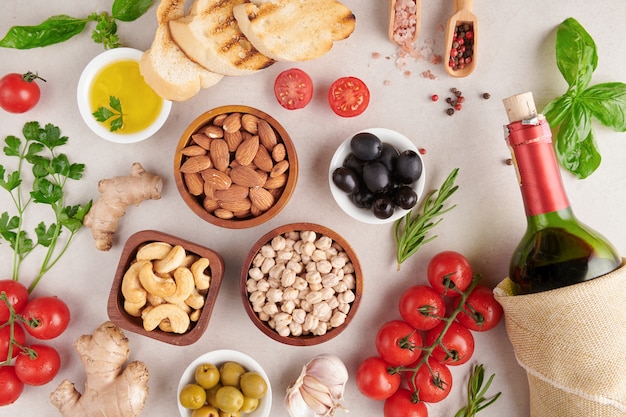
[0,280,30,323]
[398,285,445,331]
[425,321,475,366]
[0,365,24,405]
[0,72,45,113]
[454,285,503,332]
[0,322,26,360]
[376,320,423,366]
[384,388,428,417]
[427,251,473,297]
[21,296,70,340]
[356,356,401,400]
[327,76,370,117]
[407,358,453,403]
[273,68,314,110]
[15,343,61,386]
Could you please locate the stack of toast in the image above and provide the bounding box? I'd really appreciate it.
[139,0,356,101]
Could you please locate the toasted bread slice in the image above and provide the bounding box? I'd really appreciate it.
[168,0,275,76]
[232,0,356,62]
[139,0,223,101]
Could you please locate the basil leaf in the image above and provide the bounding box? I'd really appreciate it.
[0,15,87,49]
[580,82,626,132]
[554,104,597,178]
[112,0,154,22]
[555,18,597,93]
[543,94,573,127]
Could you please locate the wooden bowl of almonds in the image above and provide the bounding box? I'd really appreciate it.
[174,105,298,228]
[107,230,225,346]
[240,223,363,346]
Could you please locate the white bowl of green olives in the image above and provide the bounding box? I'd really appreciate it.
[328,128,426,224]
[177,349,272,417]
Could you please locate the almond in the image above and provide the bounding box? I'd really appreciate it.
[203,182,216,199]
[191,133,213,149]
[203,197,219,212]
[258,119,278,149]
[272,143,286,162]
[184,172,204,196]
[249,186,275,212]
[181,145,207,157]
[264,173,287,189]
[218,198,252,213]
[212,114,228,127]
[241,113,259,134]
[235,135,259,166]
[253,144,273,172]
[202,125,224,139]
[270,159,289,177]
[222,112,242,133]
[209,139,230,171]
[225,129,243,152]
[180,155,212,173]
[230,165,265,187]
[201,168,232,190]
[214,184,249,202]
[213,208,234,220]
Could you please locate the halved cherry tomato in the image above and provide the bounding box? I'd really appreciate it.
[427,251,473,297]
[356,356,401,400]
[14,343,61,386]
[273,68,313,110]
[398,285,445,331]
[454,285,503,332]
[327,76,370,117]
[383,388,428,417]
[425,321,475,366]
[406,358,453,403]
[0,72,45,113]
[376,320,422,367]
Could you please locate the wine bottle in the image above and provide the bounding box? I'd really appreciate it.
[502,92,621,295]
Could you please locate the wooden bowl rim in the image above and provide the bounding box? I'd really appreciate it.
[107,230,225,346]
[173,105,298,229]
[240,222,363,346]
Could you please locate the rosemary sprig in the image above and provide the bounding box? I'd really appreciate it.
[93,95,124,132]
[454,364,502,417]
[394,167,459,270]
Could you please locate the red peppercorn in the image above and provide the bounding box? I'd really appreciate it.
[418,148,427,155]
[465,31,474,40]
[431,94,439,102]
[455,103,462,111]
[457,96,465,103]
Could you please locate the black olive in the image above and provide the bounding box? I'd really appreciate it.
[393,185,418,210]
[332,167,359,194]
[350,132,383,161]
[351,185,375,209]
[394,150,423,184]
[362,162,391,194]
[343,152,366,175]
[372,196,395,219]
[378,143,399,172]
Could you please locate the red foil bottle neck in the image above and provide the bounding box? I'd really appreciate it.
[506,116,570,216]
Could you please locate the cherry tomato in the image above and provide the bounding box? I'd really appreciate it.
[327,76,370,117]
[273,68,314,110]
[0,322,26,361]
[375,320,422,366]
[407,358,453,403]
[427,251,473,297]
[0,280,30,323]
[383,388,428,417]
[0,365,24,405]
[21,296,70,340]
[398,285,445,331]
[454,285,503,332]
[15,343,61,386]
[0,72,45,113]
[356,356,401,400]
[425,321,475,366]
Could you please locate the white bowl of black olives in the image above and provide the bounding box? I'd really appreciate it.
[328,128,426,224]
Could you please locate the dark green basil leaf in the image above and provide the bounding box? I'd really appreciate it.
[555,18,597,93]
[580,82,626,132]
[543,94,573,127]
[554,104,598,178]
[112,0,154,22]
[0,15,87,49]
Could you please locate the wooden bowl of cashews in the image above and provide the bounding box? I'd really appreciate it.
[107,230,225,346]
[240,223,363,346]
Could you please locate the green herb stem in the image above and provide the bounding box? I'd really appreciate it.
[454,364,502,417]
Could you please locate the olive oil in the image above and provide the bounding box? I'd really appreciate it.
[90,59,162,134]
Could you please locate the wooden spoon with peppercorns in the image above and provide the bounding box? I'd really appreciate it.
[443,0,478,77]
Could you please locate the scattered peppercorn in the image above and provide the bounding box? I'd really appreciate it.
[431,94,439,102]
[482,92,491,99]
[418,148,427,155]
[455,103,463,111]
[450,87,458,93]
[446,108,455,116]
[505,158,513,165]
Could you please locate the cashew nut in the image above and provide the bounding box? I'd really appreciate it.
[138,261,176,298]
[142,303,190,333]
[163,267,196,304]
[121,260,150,304]
[190,258,211,291]
[124,299,147,317]
[136,241,173,261]
[185,287,205,310]
[153,245,187,274]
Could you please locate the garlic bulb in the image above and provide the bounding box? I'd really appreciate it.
[285,354,349,417]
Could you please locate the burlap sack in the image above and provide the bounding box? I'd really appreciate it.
[494,261,626,417]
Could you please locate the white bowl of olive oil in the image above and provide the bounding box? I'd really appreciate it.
[77,47,172,143]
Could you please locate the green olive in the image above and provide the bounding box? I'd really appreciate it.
[240,396,259,413]
[219,362,246,387]
[239,371,268,400]
[195,363,220,389]
[206,382,223,408]
[218,410,241,417]
[191,405,220,417]
[215,386,244,412]
[179,383,207,410]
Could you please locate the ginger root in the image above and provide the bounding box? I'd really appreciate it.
[50,321,150,417]
[84,162,163,251]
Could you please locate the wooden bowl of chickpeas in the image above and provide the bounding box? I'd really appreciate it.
[240,223,363,346]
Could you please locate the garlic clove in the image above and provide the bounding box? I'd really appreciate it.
[285,384,318,417]
[304,353,349,396]
[302,375,333,397]
[299,385,332,415]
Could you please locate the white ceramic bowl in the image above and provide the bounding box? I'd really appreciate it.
[328,127,426,224]
[77,47,172,143]
[177,349,272,417]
